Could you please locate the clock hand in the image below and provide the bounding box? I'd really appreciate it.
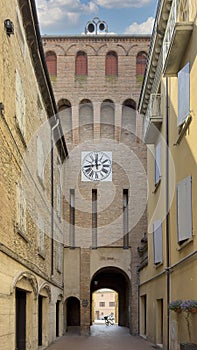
[95,153,98,170]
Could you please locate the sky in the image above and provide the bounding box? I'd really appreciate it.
[35,0,158,36]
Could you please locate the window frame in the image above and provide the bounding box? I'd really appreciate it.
[176,176,192,244]
[75,51,88,76]
[178,62,190,126]
[105,51,118,76]
[45,51,57,77]
[153,220,163,265]
[155,142,161,186]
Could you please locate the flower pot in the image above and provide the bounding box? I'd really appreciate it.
[176,308,182,313]
[180,343,197,350]
[189,307,197,313]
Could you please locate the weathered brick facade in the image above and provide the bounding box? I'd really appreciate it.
[44,32,149,335]
[0,1,67,349]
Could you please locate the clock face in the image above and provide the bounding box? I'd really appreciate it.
[81,151,112,182]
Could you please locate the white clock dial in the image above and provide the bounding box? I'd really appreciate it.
[82,151,112,181]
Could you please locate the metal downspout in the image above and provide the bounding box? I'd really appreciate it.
[51,119,60,277]
[166,77,170,350]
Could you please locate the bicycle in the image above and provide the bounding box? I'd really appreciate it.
[104,315,114,326]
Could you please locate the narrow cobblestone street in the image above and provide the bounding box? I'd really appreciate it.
[46,325,154,350]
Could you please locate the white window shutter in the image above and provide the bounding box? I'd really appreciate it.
[37,136,44,181]
[177,176,192,242]
[15,70,26,137]
[178,62,190,126]
[37,214,45,254]
[57,243,61,271]
[153,220,163,264]
[155,142,161,184]
[57,186,61,218]
[16,183,26,232]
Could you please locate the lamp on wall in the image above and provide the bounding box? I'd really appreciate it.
[4,19,14,36]
[0,103,4,116]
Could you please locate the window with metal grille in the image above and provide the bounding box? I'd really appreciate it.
[105,51,118,76]
[75,51,88,75]
[45,51,57,76]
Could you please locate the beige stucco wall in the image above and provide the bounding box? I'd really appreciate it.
[139,2,197,349]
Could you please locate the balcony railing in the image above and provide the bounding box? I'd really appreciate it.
[144,94,162,144]
[163,0,195,76]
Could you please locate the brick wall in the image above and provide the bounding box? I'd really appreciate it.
[44,34,149,334]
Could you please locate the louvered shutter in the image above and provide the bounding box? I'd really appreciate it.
[153,220,163,264]
[177,176,192,242]
[178,62,190,126]
[155,142,161,184]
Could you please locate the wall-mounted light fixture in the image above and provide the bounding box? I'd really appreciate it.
[4,19,14,36]
[0,103,5,116]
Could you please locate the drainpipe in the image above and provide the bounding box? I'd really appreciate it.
[51,119,59,277]
[165,77,170,350]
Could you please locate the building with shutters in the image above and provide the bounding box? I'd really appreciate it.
[138,0,197,349]
[0,0,67,349]
[43,24,150,335]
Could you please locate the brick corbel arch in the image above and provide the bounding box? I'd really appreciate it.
[10,270,38,299]
[38,282,52,302]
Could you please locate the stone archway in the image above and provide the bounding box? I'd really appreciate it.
[90,266,130,327]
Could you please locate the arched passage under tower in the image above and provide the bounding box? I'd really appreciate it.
[90,266,130,328]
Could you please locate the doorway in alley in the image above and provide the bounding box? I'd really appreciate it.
[16,288,26,350]
[66,296,80,328]
[90,267,130,327]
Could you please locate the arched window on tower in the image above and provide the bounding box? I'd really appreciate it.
[57,99,72,143]
[79,99,93,142]
[136,52,147,82]
[121,99,136,141]
[45,51,57,77]
[75,51,88,75]
[100,99,115,139]
[105,51,118,76]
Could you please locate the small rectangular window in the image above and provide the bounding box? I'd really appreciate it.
[70,189,75,248]
[99,302,105,307]
[153,220,163,264]
[177,176,192,243]
[109,302,115,307]
[123,189,129,248]
[92,189,97,249]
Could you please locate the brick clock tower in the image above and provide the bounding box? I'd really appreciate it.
[43,19,149,335]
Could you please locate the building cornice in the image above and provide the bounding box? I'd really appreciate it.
[18,0,68,160]
[42,34,151,41]
[138,0,172,114]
